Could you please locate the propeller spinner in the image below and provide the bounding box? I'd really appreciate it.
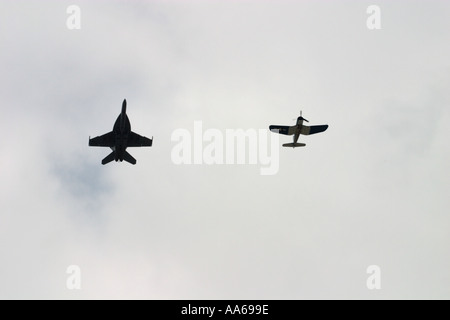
[298,110,309,122]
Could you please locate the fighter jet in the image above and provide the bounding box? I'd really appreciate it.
[89,99,153,165]
[269,111,328,148]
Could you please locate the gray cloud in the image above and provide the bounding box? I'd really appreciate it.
[0,0,449,299]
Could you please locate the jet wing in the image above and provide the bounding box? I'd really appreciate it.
[269,125,296,135]
[89,132,114,147]
[301,125,328,135]
[127,131,153,147]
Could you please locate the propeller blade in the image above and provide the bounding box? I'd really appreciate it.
[299,110,309,122]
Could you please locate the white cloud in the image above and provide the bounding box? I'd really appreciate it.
[0,0,449,299]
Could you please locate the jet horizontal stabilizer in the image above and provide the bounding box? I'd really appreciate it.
[123,151,137,165]
[102,151,115,165]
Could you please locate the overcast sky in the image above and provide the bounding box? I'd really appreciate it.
[0,0,449,299]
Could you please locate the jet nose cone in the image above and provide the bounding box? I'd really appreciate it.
[122,99,127,113]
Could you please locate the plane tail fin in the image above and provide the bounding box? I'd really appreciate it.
[123,151,137,165]
[102,151,116,165]
[282,142,306,148]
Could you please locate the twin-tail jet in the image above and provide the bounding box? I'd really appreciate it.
[269,111,328,148]
[89,99,153,165]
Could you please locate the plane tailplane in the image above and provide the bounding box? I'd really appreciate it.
[282,142,306,148]
[123,151,137,165]
[102,151,116,165]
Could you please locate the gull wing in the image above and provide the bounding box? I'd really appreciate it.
[269,125,296,136]
[301,125,328,135]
